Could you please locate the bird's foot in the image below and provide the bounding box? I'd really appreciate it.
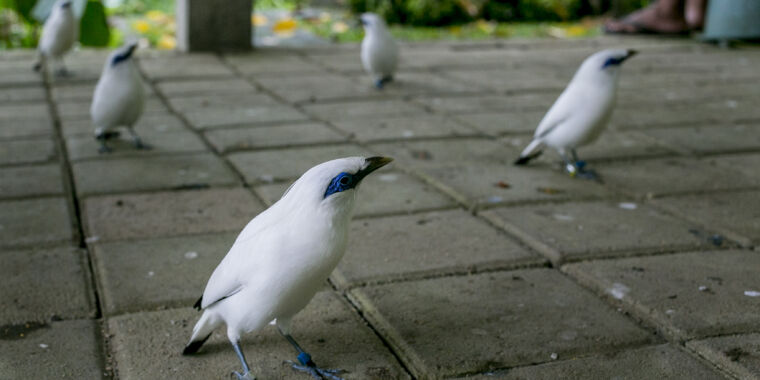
[134,140,152,150]
[232,370,256,380]
[98,145,113,154]
[576,168,601,182]
[32,62,42,72]
[287,361,345,380]
[55,68,72,78]
[374,79,385,90]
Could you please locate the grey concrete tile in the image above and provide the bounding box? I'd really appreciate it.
[0,68,42,87]
[415,93,554,114]
[302,99,425,121]
[350,269,654,378]
[0,117,52,139]
[453,111,544,136]
[564,250,760,340]
[0,138,57,165]
[653,190,760,246]
[441,68,567,92]
[303,51,363,73]
[204,123,345,153]
[0,246,95,323]
[255,170,455,218]
[639,124,760,156]
[66,130,208,161]
[0,102,49,119]
[166,93,281,112]
[51,82,156,102]
[72,153,238,196]
[333,209,541,288]
[0,197,72,248]
[353,71,486,95]
[139,54,234,79]
[0,164,63,198]
[612,99,760,130]
[108,292,410,380]
[62,114,186,136]
[484,200,715,263]
[460,344,723,379]
[0,320,104,379]
[0,86,46,102]
[565,131,676,161]
[92,232,236,315]
[332,115,476,143]
[687,333,760,380]
[225,53,322,75]
[183,105,309,129]
[57,98,168,121]
[82,188,264,242]
[708,153,760,183]
[156,78,256,97]
[273,82,369,104]
[228,144,372,184]
[597,157,758,198]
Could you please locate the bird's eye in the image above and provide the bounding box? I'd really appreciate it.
[339,176,350,185]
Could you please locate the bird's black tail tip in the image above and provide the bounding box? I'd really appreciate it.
[193,296,202,311]
[514,151,542,166]
[182,333,211,355]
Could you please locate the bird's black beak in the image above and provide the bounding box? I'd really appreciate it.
[125,43,138,58]
[622,49,637,62]
[355,156,393,181]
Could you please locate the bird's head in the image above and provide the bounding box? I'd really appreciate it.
[60,0,72,9]
[575,48,636,82]
[281,156,393,216]
[110,42,138,67]
[359,13,388,32]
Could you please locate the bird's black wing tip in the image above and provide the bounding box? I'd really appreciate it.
[182,333,211,356]
[193,296,202,311]
[513,151,542,166]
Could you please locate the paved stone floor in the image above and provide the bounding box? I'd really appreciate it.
[1,36,759,379]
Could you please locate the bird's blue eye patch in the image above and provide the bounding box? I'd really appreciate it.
[111,52,131,66]
[324,172,356,198]
[602,57,625,68]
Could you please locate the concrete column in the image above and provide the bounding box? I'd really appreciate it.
[176,0,253,52]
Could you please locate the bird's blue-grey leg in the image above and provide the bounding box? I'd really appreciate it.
[558,149,578,177]
[95,133,112,154]
[569,148,600,181]
[279,330,344,380]
[232,341,256,380]
[127,126,150,150]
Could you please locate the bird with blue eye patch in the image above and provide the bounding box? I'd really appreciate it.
[183,156,393,380]
[515,48,637,180]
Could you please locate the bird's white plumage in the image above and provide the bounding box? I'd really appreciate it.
[91,44,145,136]
[360,13,398,81]
[519,49,632,159]
[189,157,375,344]
[38,1,77,61]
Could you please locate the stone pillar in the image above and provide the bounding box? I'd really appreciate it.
[176,0,252,52]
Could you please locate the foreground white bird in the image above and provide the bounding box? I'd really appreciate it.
[183,156,393,380]
[33,0,78,76]
[514,49,637,178]
[360,13,398,89]
[91,42,147,153]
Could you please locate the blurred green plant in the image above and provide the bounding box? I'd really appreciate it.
[1,0,110,48]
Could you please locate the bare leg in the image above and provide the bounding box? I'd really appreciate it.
[232,341,256,380]
[127,127,150,150]
[604,0,691,34]
[278,328,344,380]
[685,0,706,30]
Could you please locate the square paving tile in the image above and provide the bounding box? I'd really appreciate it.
[108,292,409,380]
[229,144,372,184]
[639,124,760,156]
[0,117,52,139]
[414,93,554,115]
[0,197,73,248]
[0,138,57,165]
[333,209,541,288]
[460,344,723,379]
[0,320,104,379]
[139,55,234,79]
[483,200,715,263]
[0,246,95,324]
[82,188,264,242]
[166,93,280,111]
[92,232,236,315]
[204,123,345,153]
[350,269,654,378]
[354,71,484,95]
[302,99,425,121]
[611,99,760,130]
[72,153,238,196]
[453,111,545,136]
[255,170,455,218]
[687,333,760,380]
[0,164,63,199]
[66,130,208,161]
[156,78,256,97]
[653,190,760,246]
[564,250,760,340]
[440,68,567,93]
[597,157,758,198]
[0,86,46,102]
[61,114,187,136]
[332,115,476,143]
[183,105,309,129]
[708,153,760,183]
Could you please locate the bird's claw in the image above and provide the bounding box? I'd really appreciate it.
[55,68,71,77]
[286,360,345,380]
[98,145,112,154]
[134,140,151,150]
[232,370,256,380]
[576,169,601,182]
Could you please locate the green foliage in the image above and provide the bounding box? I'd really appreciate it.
[108,0,173,15]
[9,0,38,23]
[348,0,470,26]
[79,0,110,46]
[515,0,583,21]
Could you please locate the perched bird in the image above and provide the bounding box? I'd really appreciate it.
[33,0,78,76]
[91,42,147,153]
[183,156,393,380]
[360,13,398,89]
[514,49,637,179]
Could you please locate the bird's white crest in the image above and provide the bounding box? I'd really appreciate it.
[91,43,145,137]
[516,48,636,166]
[360,12,399,83]
[186,156,392,354]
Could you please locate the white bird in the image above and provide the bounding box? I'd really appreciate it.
[91,42,147,153]
[183,156,393,380]
[360,13,398,89]
[514,49,637,179]
[33,0,78,76]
